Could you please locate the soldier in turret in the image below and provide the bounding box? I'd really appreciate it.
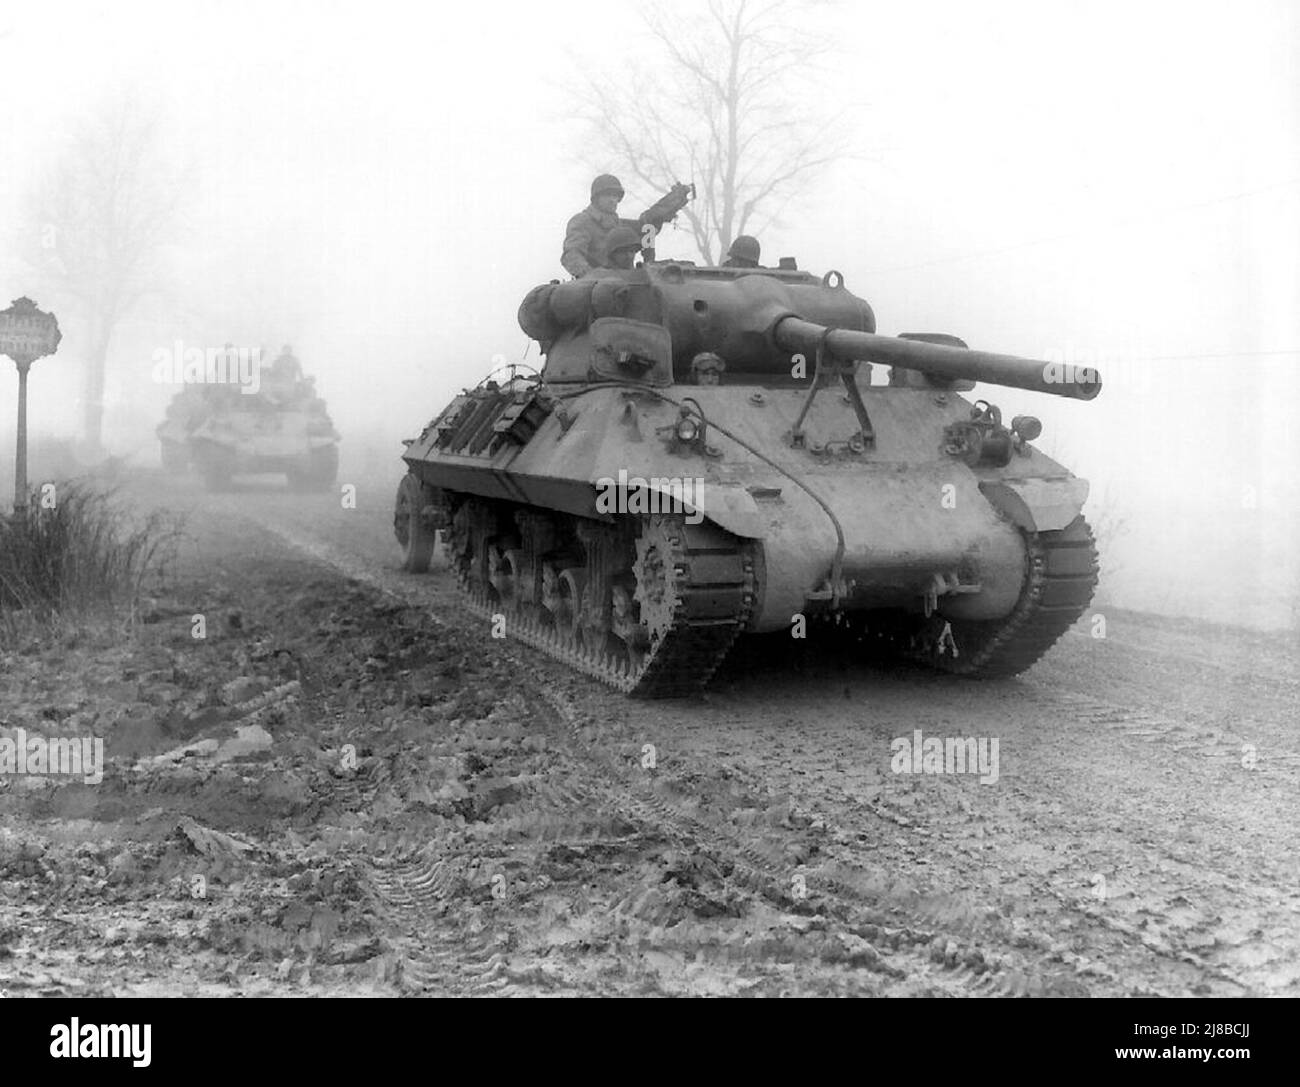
[270,344,302,384]
[561,174,692,277]
[721,235,762,269]
[690,352,726,386]
[602,225,645,271]
[264,344,304,407]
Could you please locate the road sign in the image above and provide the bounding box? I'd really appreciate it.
[2,297,62,512]
[0,296,62,366]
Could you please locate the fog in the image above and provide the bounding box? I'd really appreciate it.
[1,0,1296,628]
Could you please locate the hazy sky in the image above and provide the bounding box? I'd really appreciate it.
[1,0,1296,625]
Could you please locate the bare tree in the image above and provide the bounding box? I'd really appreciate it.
[22,90,187,453]
[572,0,852,264]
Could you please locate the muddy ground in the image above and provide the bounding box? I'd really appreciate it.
[1,469,1297,997]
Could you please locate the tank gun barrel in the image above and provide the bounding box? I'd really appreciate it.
[774,316,1100,401]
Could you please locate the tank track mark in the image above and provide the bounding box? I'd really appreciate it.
[445,496,757,698]
[906,515,1099,677]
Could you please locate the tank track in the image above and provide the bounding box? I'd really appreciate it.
[900,515,1099,677]
[443,495,757,698]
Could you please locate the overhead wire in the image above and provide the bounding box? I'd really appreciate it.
[863,175,1300,277]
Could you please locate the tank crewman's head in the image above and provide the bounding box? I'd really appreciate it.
[591,173,625,215]
[725,235,761,268]
[603,224,643,270]
[690,352,726,386]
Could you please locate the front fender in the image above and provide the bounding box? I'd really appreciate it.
[978,477,1090,533]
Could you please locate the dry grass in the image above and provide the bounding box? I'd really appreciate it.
[0,481,182,642]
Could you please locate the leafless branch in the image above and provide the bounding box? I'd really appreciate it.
[19,90,187,449]
[565,0,855,264]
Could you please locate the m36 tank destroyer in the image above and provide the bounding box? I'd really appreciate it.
[395,260,1101,696]
[157,355,340,492]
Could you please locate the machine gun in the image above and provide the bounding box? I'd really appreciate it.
[640,180,694,229]
[636,181,694,260]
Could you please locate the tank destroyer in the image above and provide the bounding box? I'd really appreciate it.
[157,362,339,492]
[395,259,1101,695]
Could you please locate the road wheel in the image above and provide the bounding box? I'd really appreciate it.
[394,473,437,573]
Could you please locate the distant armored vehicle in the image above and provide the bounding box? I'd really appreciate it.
[157,367,339,491]
[395,259,1101,696]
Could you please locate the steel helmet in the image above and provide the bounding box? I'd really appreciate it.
[728,235,761,263]
[603,224,643,259]
[591,174,625,201]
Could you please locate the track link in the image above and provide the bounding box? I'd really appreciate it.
[446,498,757,697]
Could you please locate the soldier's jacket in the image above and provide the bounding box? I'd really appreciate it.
[561,207,637,277]
[560,187,690,277]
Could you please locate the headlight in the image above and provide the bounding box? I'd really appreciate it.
[675,417,700,443]
[1011,415,1042,441]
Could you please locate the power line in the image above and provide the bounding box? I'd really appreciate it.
[864,175,1300,276]
[1137,349,1300,362]
[1024,349,1300,365]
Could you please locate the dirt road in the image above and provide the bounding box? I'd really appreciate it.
[2,471,1297,996]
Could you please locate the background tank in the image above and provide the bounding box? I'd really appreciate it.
[159,370,340,491]
[395,260,1101,696]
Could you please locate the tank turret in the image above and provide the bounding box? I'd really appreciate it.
[519,263,1099,399]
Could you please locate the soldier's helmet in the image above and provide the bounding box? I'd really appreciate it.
[603,224,643,264]
[690,352,727,385]
[728,235,761,264]
[591,174,625,201]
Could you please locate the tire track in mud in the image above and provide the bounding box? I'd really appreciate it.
[239,509,1103,995]
[1013,681,1300,995]
[515,682,1072,995]
[1026,683,1300,786]
[362,849,513,994]
[693,673,1297,996]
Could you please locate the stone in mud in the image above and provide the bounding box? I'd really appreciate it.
[214,724,274,763]
[220,676,272,706]
[472,778,521,817]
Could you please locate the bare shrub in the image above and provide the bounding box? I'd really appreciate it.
[0,482,182,640]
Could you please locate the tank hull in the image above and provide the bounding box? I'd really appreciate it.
[191,413,339,489]
[402,381,1088,633]
[158,388,339,491]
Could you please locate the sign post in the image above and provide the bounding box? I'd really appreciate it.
[0,297,62,513]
